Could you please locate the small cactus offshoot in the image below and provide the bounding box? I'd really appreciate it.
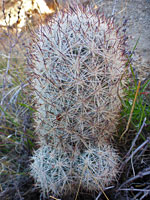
[75,144,120,191]
[30,145,75,196]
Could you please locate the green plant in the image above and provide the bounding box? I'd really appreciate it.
[120,62,150,140]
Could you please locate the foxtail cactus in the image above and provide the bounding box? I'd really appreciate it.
[29,4,128,197]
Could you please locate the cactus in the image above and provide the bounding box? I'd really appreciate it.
[75,144,120,191]
[30,145,76,196]
[31,143,120,196]
[29,4,128,197]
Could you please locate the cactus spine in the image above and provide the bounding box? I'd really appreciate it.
[29,4,128,197]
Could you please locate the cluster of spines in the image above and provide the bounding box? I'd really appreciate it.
[31,144,120,196]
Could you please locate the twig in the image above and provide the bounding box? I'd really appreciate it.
[135,143,148,161]
[131,156,135,176]
[118,119,148,176]
[118,170,150,190]
[140,188,150,200]
[124,138,150,164]
[132,191,143,200]
[95,192,102,200]
[49,196,61,200]
[95,186,114,200]
[118,188,150,192]
[126,117,147,157]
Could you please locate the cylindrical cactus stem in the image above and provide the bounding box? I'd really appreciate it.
[29,5,128,149]
[28,4,128,197]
